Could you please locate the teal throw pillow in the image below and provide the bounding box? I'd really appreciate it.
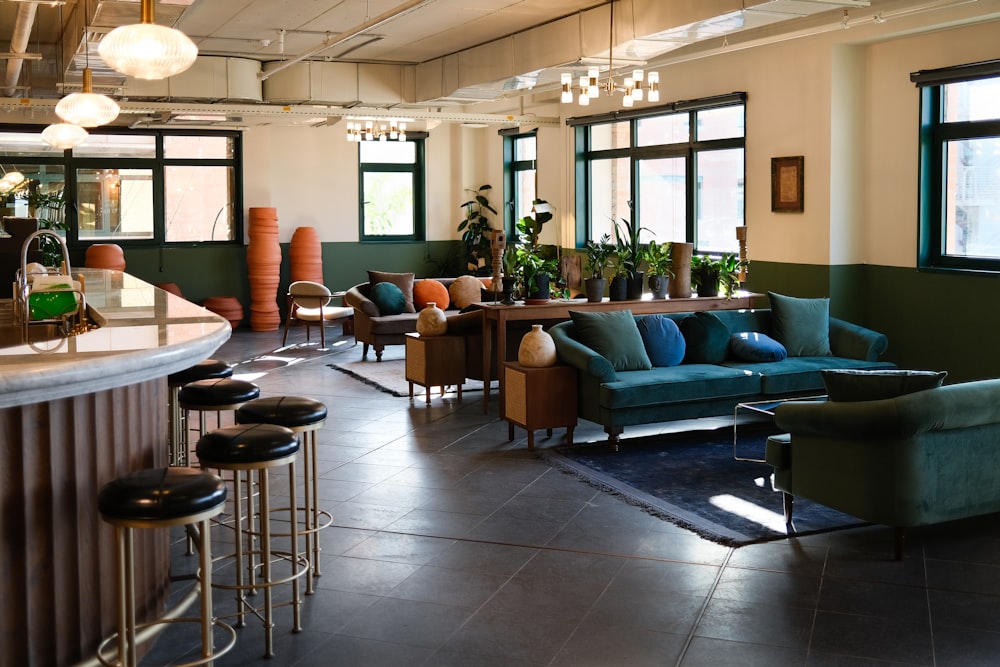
[822,369,947,402]
[768,291,832,356]
[680,311,730,364]
[370,281,407,316]
[636,314,686,367]
[570,309,652,372]
[730,332,787,363]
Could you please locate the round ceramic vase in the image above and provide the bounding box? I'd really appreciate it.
[416,302,448,336]
[518,324,557,367]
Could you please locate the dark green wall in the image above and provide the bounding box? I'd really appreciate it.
[748,260,1000,383]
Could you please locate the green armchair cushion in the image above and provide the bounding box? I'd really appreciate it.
[768,291,831,356]
[570,309,652,372]
[822,369,948,402]
[369,281,407,316]
[680,311,730,364]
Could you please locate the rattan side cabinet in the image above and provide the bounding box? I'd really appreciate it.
[504,362,577,450]
[405,332,466,404]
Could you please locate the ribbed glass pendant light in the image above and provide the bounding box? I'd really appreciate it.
[98,0,198,80]
[55,68,120,127]
[41,123,89,149]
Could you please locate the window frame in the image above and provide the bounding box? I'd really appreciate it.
[357,135,427,243]
[913,60,1000,273]
[568,93,746,254]
[0,125,243,249]
[502,129,537,237]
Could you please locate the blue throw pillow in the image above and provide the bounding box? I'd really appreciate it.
[636,315,686,367]
[570,309,652,372]
[730,332,787,363]
[680,311,730,364]
[370,281,407,315]
[768,291,832,357]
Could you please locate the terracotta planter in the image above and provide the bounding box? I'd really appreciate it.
[246,207,281,331]
[84,243,126,271]
[289,226,323,283]
[203,295,244,330]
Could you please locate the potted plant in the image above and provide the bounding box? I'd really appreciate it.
[644,240,674,300]
[611,218,651,300]
[500,246,518,304]
[513,198,558,303]
[582,233,613,302]
[457,184,497,276]
[690,253,747,298]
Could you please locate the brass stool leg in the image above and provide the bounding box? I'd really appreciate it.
[259,469,275,658]
[289,459,302,633]
[197,516,213,663]
[307,430,322,580]
[232,469,248,628]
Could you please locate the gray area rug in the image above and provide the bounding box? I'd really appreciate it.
[328,345,496,398]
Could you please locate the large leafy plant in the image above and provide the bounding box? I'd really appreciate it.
[612,218,652,278]
[457,184,497,275]
[583,234,614,279]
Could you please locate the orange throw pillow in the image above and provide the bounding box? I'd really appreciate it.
[413,279,450,310]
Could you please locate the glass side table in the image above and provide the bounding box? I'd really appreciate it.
[733,395,826,462]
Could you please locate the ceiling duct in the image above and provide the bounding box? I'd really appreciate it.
[2,2,37,97]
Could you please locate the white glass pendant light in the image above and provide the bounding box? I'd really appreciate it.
[99,0,198,80]
[41,123,89,149]
[55,68,119,127]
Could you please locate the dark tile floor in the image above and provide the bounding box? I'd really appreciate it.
[153,329,1000,666]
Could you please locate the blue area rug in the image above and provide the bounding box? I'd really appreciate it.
[542,424,867,547]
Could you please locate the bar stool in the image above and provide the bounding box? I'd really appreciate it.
[178,378,260,463]
[195,423,309,658]
[236,396,330,595]
[167,360,233,466]
[96,467,236,667]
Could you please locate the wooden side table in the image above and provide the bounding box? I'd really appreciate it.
[405,333,466,404]
[504,362,577,450]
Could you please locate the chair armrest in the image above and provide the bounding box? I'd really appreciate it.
[829,317,888,361]
[345,284,379,318]
[550,322,617,383]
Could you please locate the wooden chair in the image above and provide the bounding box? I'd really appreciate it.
[281,280,352,348]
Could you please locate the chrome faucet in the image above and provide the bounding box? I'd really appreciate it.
[15,230,86,334]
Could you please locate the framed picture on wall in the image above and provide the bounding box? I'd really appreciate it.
[771,156,804,213]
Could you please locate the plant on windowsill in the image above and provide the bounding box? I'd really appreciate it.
[514,198,559,302]
[582,233,613,302]
[690,253,748,298]
[611,217,652,301]
[644,240,674,300]
[457,184,497,276]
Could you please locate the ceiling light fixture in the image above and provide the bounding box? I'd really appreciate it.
[41,123,89,150]
[345,119,406,142]
[55,67,120,127]
[0,168,26,194]
[98,0,198,80]
[560,0,659,108]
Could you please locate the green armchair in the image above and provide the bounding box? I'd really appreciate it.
[769,378,1000,559]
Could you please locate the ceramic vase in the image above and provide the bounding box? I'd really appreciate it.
[247,207,282,331]
[518,324,557,367]
[501,277,517,305]
[668,242,693,299]
[289,226,323,283]
[648,274,668,300]
[416,302,448,336]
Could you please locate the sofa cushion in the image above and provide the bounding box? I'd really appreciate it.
[768,291,831,356]
[600,364,761,409]
[370,281,407,316]
[822,369,948,402]
[730,331,787,363]
[722,357,897,395]
[636,315,686,367]
[414,279,450,310]
[369,270,416,313]
[449,275,483,309]
[680,311,730,364]
[570,309,652,372]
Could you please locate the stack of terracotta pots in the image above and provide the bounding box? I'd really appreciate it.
[246,207,282,331]
[289,226,323,283]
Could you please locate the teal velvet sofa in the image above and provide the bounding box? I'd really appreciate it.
[549,307,893,447]
[770,378,1000,559]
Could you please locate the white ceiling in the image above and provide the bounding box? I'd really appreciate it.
[0,0,995,128]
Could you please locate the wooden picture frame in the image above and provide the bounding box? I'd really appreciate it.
[771,156,804,213]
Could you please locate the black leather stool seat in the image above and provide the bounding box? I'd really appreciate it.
[236,396,328,429]
[196,423,299,466]
[179,378,260,407]
[169,359,233,387]
[98,467,227,522]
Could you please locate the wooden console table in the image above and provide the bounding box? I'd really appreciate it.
[475,292,760,415]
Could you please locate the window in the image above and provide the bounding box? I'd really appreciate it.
[358,137,425,242]
[502,131,537,234]
[570,94,745,254]
[0,127,241,247]
[913,61,1000,271]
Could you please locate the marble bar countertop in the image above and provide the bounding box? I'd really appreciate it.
[0,268,232,409]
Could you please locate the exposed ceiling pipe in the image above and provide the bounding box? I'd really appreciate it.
[2,1,38,98]
[258,0,432,81]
